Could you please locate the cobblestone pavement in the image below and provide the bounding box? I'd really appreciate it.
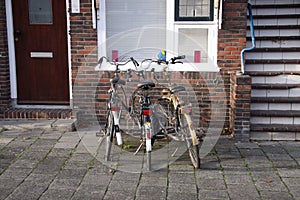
[0,120,299,200]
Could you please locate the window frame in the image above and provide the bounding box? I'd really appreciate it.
[174,0,214,22]
[97,0,219,72]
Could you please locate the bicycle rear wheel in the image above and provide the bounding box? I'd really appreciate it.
[178,113,200,168]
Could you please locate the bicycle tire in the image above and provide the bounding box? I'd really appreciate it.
[178,113,200,168]
[105,111,114,161]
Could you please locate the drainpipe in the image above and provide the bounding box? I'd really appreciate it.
[240,1,256,74]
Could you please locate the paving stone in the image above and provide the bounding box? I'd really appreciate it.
[197,179,227,190]
[104,189,136,200]
[73,185,106,200]
[39,188,76,200]
[64,160,90,169]
[259,191,294,200]
[282,177,300,186]
[227,184,260,200]
[29,139,56,151]
[198,189,230,200]
[109,180,138,193]
[168,172,196,184]
[168,182,197,194]
[68,153,94,162]
[200,161,222,169]
[0,168,32,180]
[10,159,39,169]
[289,186,300,199]
[139,177,168,186]
[255,179,288,192]
[40,131,63,140]
[168,164,195,173]
[25,173,56,184]
[6,180,49,200]
[47,148,73,158]
[167,192,198,200]
[80,174,112,186]
[224,174,253,185]
[239,148,265,157]
[272,160,299,168]
[51,119,76,132]
[49,178,82,190]
[19,150,47,161]
[56,169,87,179]
[0,187,15,200]
[0,137,14,145]
[277,168,300,178]
[0,177,23,189]
[196,169,224,180]
[136,185,167,198]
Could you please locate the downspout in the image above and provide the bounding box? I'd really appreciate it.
[240,1,256,74]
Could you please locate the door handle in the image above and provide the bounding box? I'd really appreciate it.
[14,29,21,35]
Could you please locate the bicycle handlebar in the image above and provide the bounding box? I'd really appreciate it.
[97,56,139,72]
[141,55,185,67]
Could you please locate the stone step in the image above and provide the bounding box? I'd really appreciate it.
[251,97,300,103]
[251,18,299,26]
[247,35,300,40]
[252,84,300,89]
[252,4,300,9]
[247,40,300,48]
[245,71,300,76]
[251,110,300,117]
[251,102,300,111]
[251,88,300,98]
[246,52,299,60]
[251,124,300,132]
[251,14,300,19]
[248,29,300,37]
[251,75,300,85]
[248,48,300,52]
[248,25,300,30]
[246,60,300,64]
[251,0,300,5]
[245,64,300,72]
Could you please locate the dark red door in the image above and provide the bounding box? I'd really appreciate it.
[12,0,69,105]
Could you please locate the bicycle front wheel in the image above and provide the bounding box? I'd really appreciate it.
[105,111,114,161]
[178,113,200,168]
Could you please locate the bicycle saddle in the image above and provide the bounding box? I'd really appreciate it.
[137,81,155,90]
[171,85,185,93]
[110,77,125,85]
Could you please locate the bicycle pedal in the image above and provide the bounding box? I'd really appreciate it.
[96,130,105,137]
[166,128,175,134]
[154,132,166,139]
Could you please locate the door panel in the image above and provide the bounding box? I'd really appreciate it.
[12,0,69,105]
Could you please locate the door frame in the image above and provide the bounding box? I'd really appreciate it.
[5,0,73,107]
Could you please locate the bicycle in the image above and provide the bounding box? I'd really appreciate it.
[97,56,158,171]
[142,55,204,168]
[97,56,139,162]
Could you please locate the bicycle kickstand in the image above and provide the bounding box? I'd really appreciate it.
[134,141,145,155]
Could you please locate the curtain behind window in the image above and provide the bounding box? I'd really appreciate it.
[106,0,166,61]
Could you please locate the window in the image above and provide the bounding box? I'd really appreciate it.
[175,0,214,21]
[98,0,218,71]
[104,0,166,61]
[29,0,53,24]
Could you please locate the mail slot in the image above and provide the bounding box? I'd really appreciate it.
[30,52,53,58]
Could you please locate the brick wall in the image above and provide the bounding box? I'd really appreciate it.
[217,0,250,137]
[0,0,10,118]
[73,0,250,137]
[230,72,251,141]
[69,0,98,125]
